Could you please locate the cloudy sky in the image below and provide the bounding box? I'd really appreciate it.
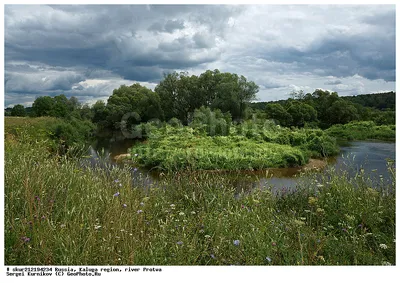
[4,4,396,107]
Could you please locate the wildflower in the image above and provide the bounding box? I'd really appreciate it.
[308,196,318,205]
[133,168,138,172]
[271,242,277,246]
[41,215,46,220]
[265,257,272,263]
[379,244,388,250]
[140,202,144,206]
[137,210,143,214]
[134,153,138,157]
[233,240,240,246]
[94,225,102,230]
[114,179,120,183]
[34,196,40,201]
[317,239,321,243]
[118,183,122,187]
[342,228,347,233]
[211,254,216,259]
[113,192,120,197]
[21,236,31,243]
[176,241,183,245]
[122,204,127,208]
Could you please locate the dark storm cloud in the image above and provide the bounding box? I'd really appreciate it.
[4,5,396,107]
[261,31,395,82]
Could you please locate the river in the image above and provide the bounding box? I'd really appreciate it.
[89,138,395,192]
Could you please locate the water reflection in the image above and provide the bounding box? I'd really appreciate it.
[89,138,395,194]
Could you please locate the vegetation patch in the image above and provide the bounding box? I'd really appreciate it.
[325,121,395,141]
[5,131,395,265]
[130,126,307,171]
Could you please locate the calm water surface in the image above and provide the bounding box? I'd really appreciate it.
[90,138,395,192]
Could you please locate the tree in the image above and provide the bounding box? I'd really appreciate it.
[265,103,292,126]
[51,94,69,118]
[286,101,318,127]
[326,100,359,125]
[211,72,258,121]
[92,100,109,125]
[11,104,26,117]
[32,96,54,117]
[68,96,81,111]
[107,83,163,129]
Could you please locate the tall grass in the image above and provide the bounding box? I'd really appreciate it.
[130,126,307,171]
[5,130,395,265]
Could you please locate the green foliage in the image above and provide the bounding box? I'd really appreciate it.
[325,121,395,141]
[156,70,258,123]
[265,103,292,127]
[106,83,163,130]
[286,101,318,128]
[326,100,359,125]
[5,131,395,265]
[130,126,307,171]
[190,106,231,136]
[32,96,54,117]
[11,104,26,117]
[5,117,95,153]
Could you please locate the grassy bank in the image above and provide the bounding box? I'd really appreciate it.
[130,124,339,171]
[4,120,396,265]
[325,121,395,141]
[130,126,307,171]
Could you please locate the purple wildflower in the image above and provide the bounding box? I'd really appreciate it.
[122,204,127,208]
[133,168,138,172]
[34,196,40,201]
[137,210,143,214]
[266,256,272,263]
[342,228,348,233]
[114,179,120,183]
[113,192,120,197]
[233,240,240,246]
[317,239,321,243]
[211,254,216,259]
[21,236,30,243]
[176,241,183,245]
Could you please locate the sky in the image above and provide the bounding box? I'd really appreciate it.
[3,4,396,107]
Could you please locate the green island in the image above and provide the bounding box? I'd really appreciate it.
[5,70,395,265]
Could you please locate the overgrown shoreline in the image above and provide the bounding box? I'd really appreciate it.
[4,117,396,265]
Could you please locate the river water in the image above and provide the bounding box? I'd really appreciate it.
[90,138,395,192]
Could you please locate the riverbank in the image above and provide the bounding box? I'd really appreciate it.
[5,117,395,265]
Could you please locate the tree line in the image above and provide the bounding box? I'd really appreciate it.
[249,90,395,129]
[5,70,395,133]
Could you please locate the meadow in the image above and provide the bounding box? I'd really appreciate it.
[4,117,396,265]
